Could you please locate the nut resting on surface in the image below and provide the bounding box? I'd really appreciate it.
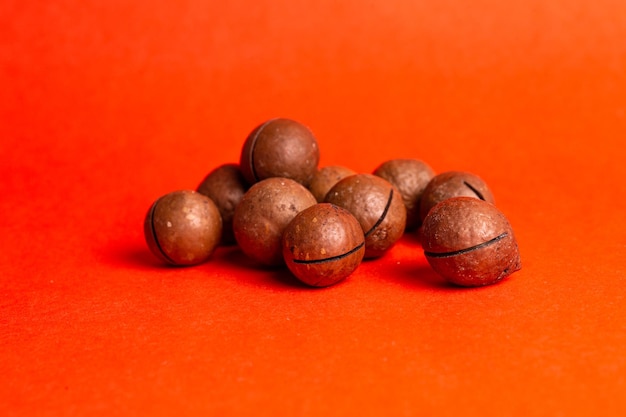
[142,116,522,291]
[421,197,521,286]
[144,190,222,266]
[239,118,320,186]
[282,203,365,287]
[324,174,406,259]
[233,177,317,266]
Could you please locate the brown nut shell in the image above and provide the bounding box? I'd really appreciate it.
[144,190,222,266]
[239,118,320,186]
[373,158,435,230]
[308,165,357,203]
[196,163,248,245]
[421,197,521,286]
[282,203,365,287]
[324,174,406,258]
[233,177,317,266]
[419,171,495,222]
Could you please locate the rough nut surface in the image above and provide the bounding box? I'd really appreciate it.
[196,163,248,245]
[233,177,316,266]
[308,165,356,203]
[324,174,406,258]
[421,197,521,286]
[419,171,495,222]
[239,118,320,186]
[373,158,435,230]
[144,190,222,266]
[282,203,365,287]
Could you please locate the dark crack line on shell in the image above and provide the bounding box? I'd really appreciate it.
[364,189,394,237]
[424,232,508,258]
[292,241,365,264]
[149,200,177,264]
[249,119,273,183]
[463,181,485,201]
[249,131,261,183]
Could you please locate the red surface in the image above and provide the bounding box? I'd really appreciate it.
[2,1,626,415]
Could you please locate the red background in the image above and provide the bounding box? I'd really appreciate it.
[2,1,626,415]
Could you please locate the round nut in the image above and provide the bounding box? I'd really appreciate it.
[324,174,406,258]
[421,197,521,286]
[233,177,317,266]
[144,190,222,266]
[239,118,320,186]
[282,203,365,287]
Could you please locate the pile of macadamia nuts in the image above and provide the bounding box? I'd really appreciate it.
[144,118,521,287]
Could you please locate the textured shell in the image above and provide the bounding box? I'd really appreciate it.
[282,203,365,287]
[419,171,495,222]
[196,163,248,245]
[233,177,316,266]
[373,158,435,229]
[325,174,406,258]
[144,190,222,266]
[421,197,521,286]
[239,118,320,186]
